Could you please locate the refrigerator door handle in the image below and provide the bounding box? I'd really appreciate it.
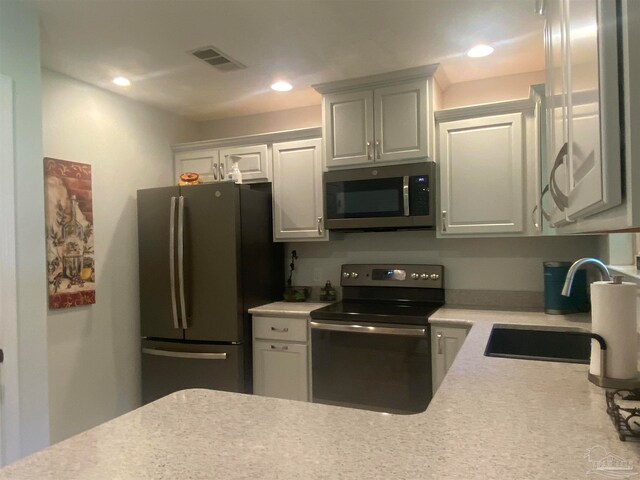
[142,348,227,360]
[169,196,179,329]
[177,196,188,329]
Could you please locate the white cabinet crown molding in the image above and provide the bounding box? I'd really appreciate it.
[312,64,440,95]
[435,98,535,123]
[172,127,322,152]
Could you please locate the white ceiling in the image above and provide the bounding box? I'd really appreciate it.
[31,0,545,121]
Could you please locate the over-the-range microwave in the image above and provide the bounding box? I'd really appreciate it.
[323,162,435,231]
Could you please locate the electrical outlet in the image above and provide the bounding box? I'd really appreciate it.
[313,268,322,283]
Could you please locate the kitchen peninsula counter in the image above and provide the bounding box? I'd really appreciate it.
[2,308,638,479]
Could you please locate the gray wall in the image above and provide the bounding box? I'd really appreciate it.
[0,0,50,459]
[287,231,601,294]
[42,69,199,443]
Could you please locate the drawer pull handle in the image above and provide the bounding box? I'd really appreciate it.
[270,345,289,351]
[437,332,443,354]
[270,326,289,333]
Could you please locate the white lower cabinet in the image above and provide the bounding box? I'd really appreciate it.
[252,315,310,402]
[253,340,308,402]
[431,324,468,393]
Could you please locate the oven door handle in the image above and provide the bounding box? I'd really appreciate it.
[310,321,426,337]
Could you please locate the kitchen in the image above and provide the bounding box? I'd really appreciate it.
[1,0,640,477]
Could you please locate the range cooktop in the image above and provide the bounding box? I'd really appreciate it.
[310,300,443,326]
[310,263,445,326]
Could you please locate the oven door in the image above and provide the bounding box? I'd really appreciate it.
[310,320,432,414]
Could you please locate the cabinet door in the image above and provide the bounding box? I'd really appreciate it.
[431,325,468,393]
[272,138,327,241]
[253,340,308,402]
[544,0,572,228]
[564,0,621,219]
[439,113,525,235]
[374,79,428,163]
[323,90,374,168]
[219,144,270,183]
[137,186,183,340]
[174,148,219,183]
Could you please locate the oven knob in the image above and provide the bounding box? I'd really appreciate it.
[420,273,429,280]
[343,272,351,279]
[430,273,440,281]
[351,272,359,279]
[411,273,419,280]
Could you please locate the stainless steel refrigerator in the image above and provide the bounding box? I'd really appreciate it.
[137,182,283,404]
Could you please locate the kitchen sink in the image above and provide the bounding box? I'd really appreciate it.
[484,325,591,364]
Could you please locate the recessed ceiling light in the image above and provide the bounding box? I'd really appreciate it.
[467,44,494,58]
[112,76,131,87]
[271,81,292,92]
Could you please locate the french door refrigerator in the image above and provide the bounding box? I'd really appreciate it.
[137,182,283,404]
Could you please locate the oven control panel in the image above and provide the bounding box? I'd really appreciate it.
[340,264,444,289]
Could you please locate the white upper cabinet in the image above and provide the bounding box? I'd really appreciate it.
[374,80,428,163]
[174,148,219,183]
[544,0,621,225]
[272,138,327,242]
[314,65,439,170]
[219,144,271,183]
[438,111,525,235]
[323,90,374,168]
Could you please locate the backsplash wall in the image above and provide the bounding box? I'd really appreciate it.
[286,231,601,297]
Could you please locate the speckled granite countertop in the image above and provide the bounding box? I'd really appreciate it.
[2,307,639,479]
[248,301,333,317]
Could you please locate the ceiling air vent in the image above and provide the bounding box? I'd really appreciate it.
[189,46,246,72]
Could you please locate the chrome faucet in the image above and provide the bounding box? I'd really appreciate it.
[561,258,611,297]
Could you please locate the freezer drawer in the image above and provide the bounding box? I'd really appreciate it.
[141,340,245,404]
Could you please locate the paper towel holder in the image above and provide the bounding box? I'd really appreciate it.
[587,332,640,389]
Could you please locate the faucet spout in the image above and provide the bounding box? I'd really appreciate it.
[561,258,611,297]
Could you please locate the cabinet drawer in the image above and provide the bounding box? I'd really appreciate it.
[253,316,308,342]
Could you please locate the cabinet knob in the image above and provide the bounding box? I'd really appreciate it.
[436,332,443,354]
[367,141,373,160]
[375,140,381,160]
[531,205,540,230]
[317,216,323,235]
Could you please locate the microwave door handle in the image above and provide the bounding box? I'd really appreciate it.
[403,176,410,216]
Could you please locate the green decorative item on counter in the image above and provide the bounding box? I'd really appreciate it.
[283,286,311,302]
[283,249,311,302]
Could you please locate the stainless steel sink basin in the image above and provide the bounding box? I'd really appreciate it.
[484,325,591,364]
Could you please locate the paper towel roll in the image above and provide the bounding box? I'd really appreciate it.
[590,280,639,379]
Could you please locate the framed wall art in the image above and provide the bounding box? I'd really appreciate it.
[44,158,96,309]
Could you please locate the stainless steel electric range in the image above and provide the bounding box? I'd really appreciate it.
[310,263,444,415]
